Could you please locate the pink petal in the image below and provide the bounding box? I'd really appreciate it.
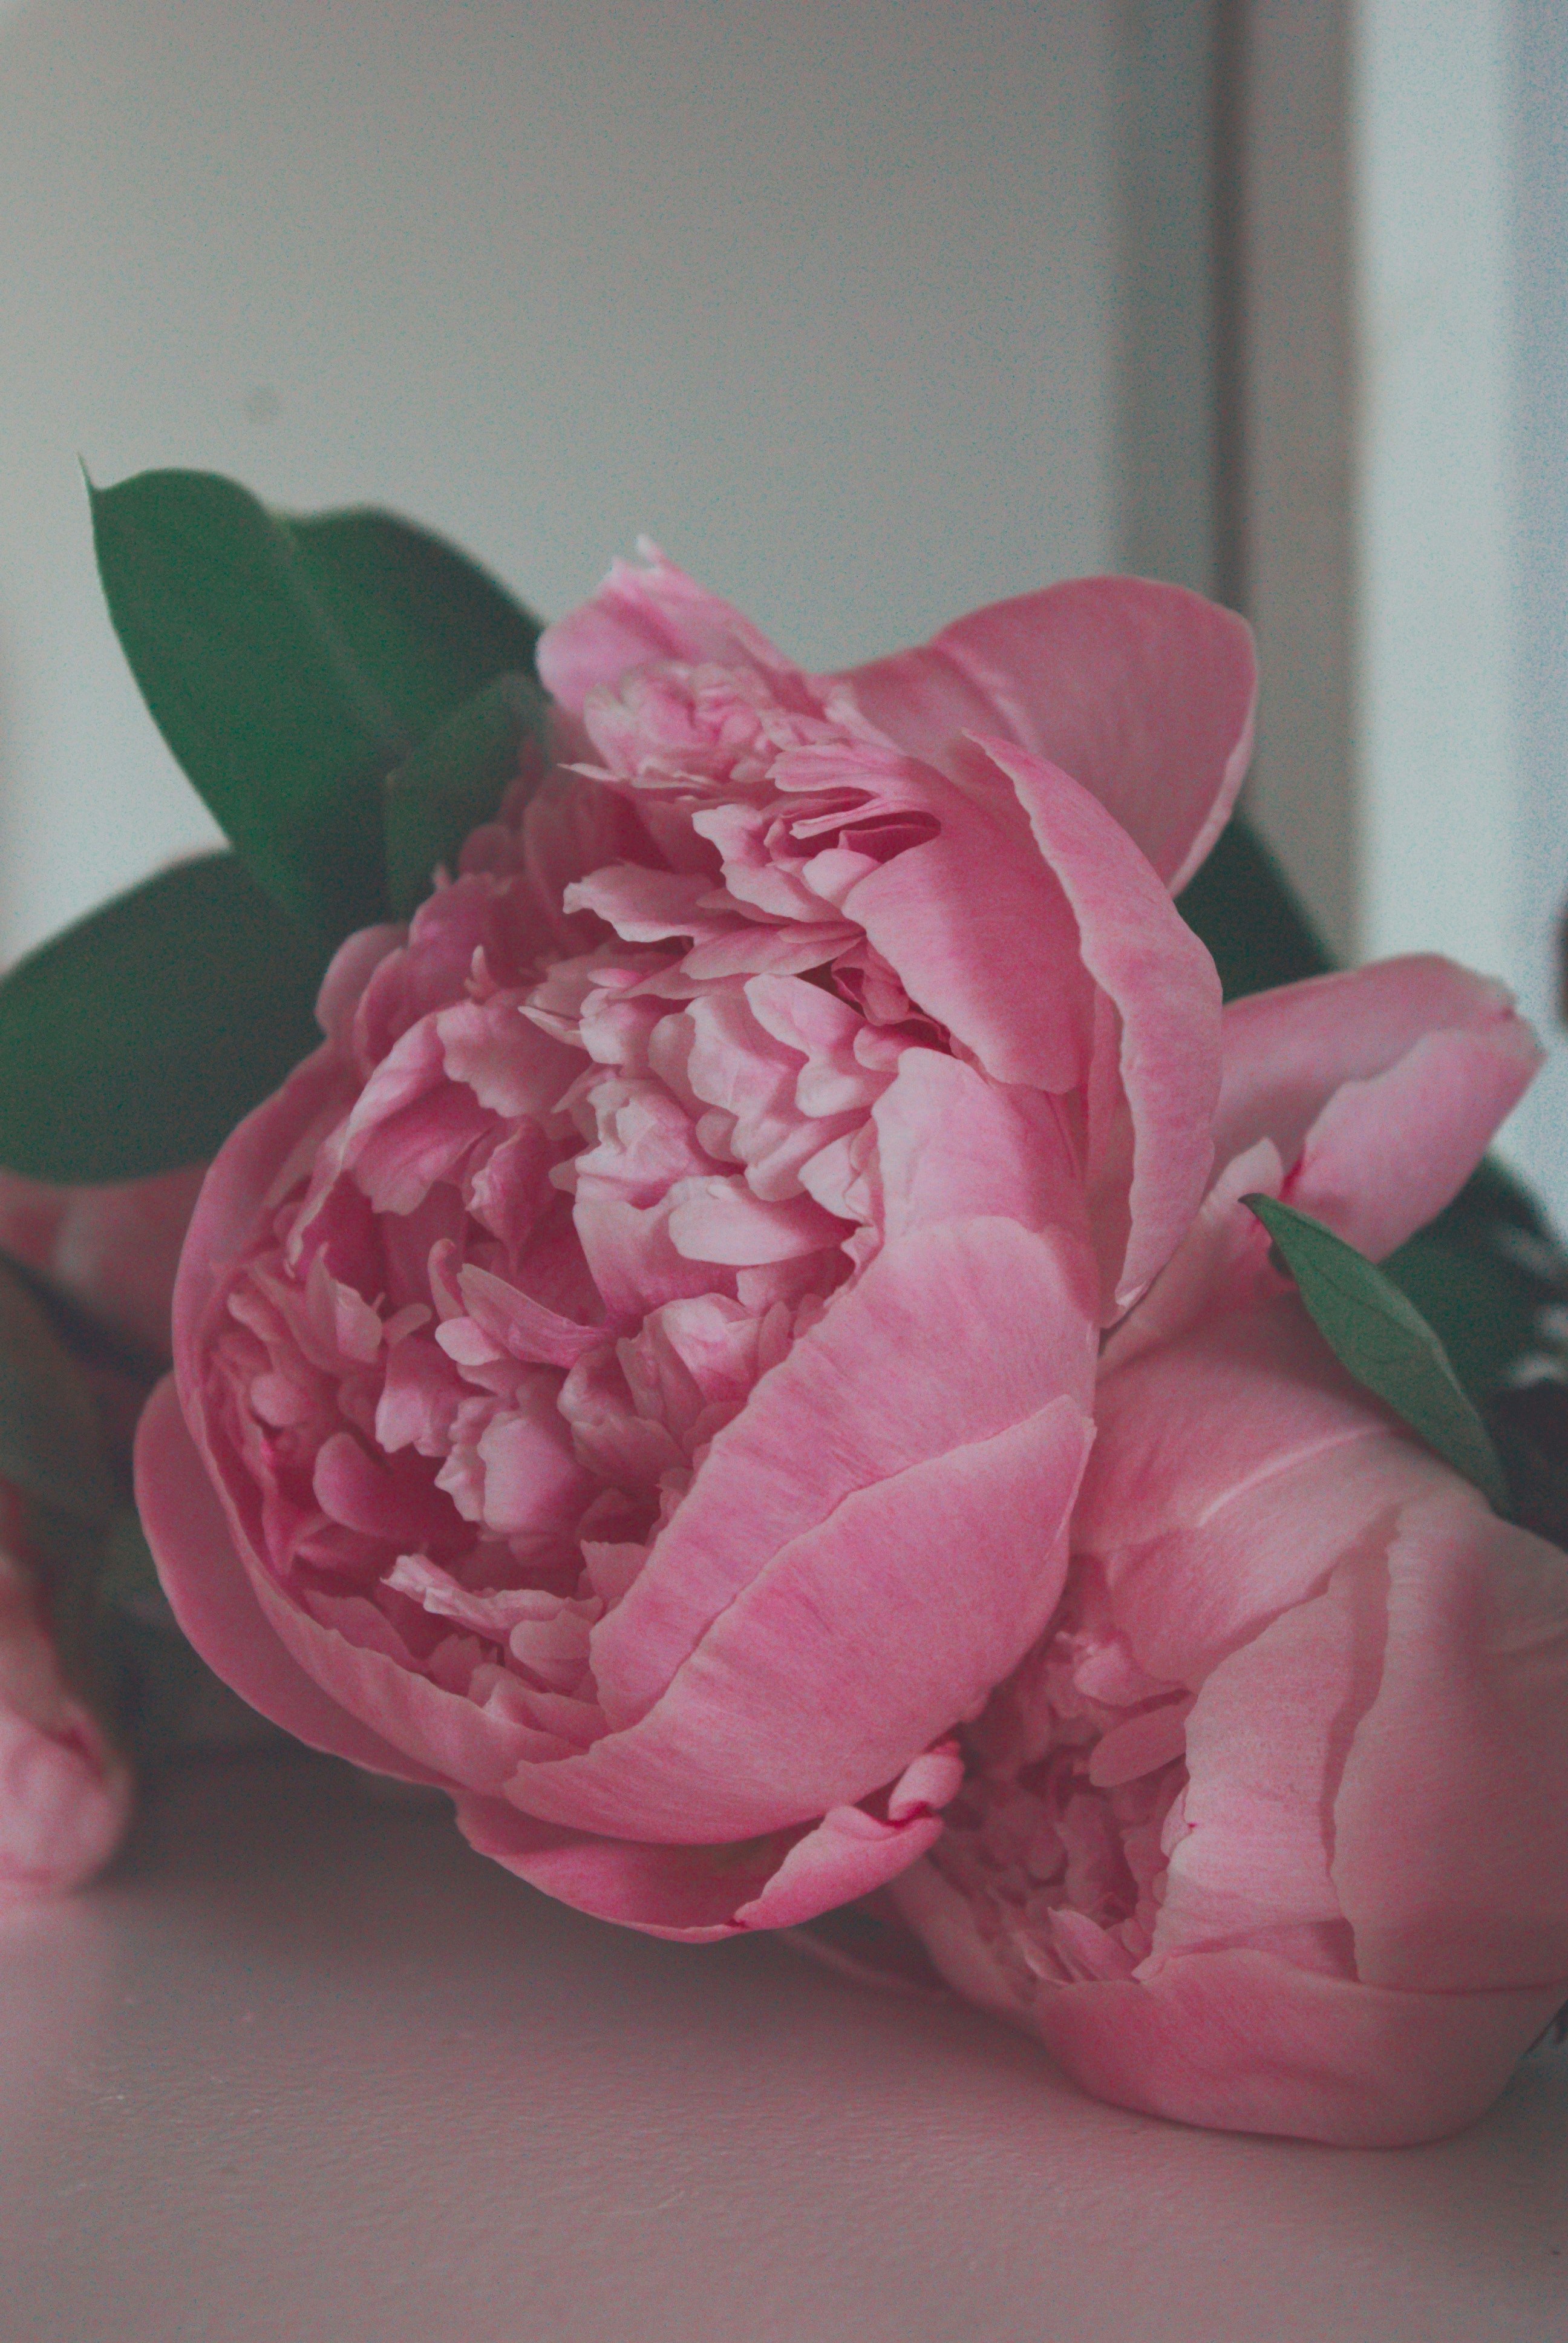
[831,575,1257,892]
[1096,1136,1286,1377]
[1331,1487,1568,1993]
[592,1214,1098,1731]
[981,737,1223,1305]
[836,753,1089,1094]
[733,1801,946,1928]
[1080,1302,1460,1689]
[838,742,1218,1309]
[315,923,404,1055]
[134,1378,449,1788]
[455,1265,607,1368]
[894,1860,1564,2146]
[171,1045,353,1411]
[1155,1562,1365,1958]
[871,1048,1091,1267]
[664,1175,842,1266]
[537,544,808,712]
[454,1789,942,1942]
[501,1390,1091,1842]
[1086,1294,1400,1555]
[1216,958,1542,1258]
[1032,1943,1559,2147]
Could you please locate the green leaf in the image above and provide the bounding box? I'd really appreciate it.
[1243,1193,1511,1511]
[1380,1224,1547,1406]
[289,509,543,749]
[384,673,546,919]
[88,471,547,949]
[1176,816,1332,1000]
[0,1258,118,1524]
[0,852,324,1181]
[89,468,399,946]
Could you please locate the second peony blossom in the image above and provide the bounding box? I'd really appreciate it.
[136,551,1257,1935]
[892,971,1568,2146]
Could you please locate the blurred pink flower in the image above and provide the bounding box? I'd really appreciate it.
[893,964,1563,2146]
[0,1518,131,1909]
[0,1164,204,1360]
[136,551,1254,1937]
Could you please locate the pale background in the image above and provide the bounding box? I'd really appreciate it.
[3,1,1560,1212]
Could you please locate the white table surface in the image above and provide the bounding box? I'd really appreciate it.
[2,1751,1566,2343]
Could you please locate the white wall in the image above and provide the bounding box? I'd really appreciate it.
[1505,0,1568,1222]
[0,0,1142,963]
[1350,0,1567,1223]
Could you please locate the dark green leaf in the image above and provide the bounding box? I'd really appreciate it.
[0,1259,118,1523]
[0,852,323,1181]
[289,508,543,748]
[1243,1193,1511,1510]
[1380,1224,1547,1405]
[1176,816,1332,1000]
[384,673,546,919]
[89,473,549,948]
[89,468,399,945]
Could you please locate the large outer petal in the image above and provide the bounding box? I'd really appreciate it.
[1081,1298,1477,1703]
[1215,958,1542,1258]
[831,576,1257,893]
[1331,1486,1568,1994]
[503,1391,1091,1841]
[840,741,1220,1309]
[1080,1294,1392,1557]
[171,1044,351,1400]
[892,1863,1561,2148]
[591,1215,1096,1728]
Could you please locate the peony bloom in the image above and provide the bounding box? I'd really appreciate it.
[137,551,1255,1938]
[892,959,1566,2146]
[0,1518,132,1907]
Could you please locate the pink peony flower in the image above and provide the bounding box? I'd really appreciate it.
[136,551,1255,1938]
[0,1506,132,1907]
[892,959,1564,2146]
[0,1164,204,1359]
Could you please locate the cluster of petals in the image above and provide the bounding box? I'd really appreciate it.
[890,959,1566,2146]
[138,548,1258,1938]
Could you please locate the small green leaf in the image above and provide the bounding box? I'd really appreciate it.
[1243,1193,1511,1512]
[384,673,546,919]
[0,1259,118,1524]
[0,852,324,1181]
[89,468,399,946]
[289,509,543,749]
